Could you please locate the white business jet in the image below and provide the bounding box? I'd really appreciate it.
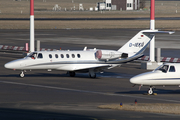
[4,30,173,78]
[130,63,180,95]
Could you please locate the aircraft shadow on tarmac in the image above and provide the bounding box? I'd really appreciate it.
[116,89,180,95]
[0,107,96,120]
[0,73,96,79]
[1,71,133,78]
[0,73,61,78]
[115,90,148,95]
[97,72,134,78]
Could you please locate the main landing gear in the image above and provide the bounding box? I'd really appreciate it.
[89,69,96,78]
[69,71,76,77]
[89,73,96,78]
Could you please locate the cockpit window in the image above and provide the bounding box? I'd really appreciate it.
[37,53,43,59]
[158,65,169,73]
[27,52,37,59]
[169,66,175,72]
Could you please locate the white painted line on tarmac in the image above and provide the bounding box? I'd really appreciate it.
[0,80,180,103]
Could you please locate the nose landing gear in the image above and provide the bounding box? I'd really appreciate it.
[148,86,153,95]
[20,71,24,78]
[147,86,157,95]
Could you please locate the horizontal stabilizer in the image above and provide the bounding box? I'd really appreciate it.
[142,30,175,34]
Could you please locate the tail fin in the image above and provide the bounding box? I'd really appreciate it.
[118,30,174,57]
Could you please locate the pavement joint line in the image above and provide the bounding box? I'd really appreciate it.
[0,80,180,103]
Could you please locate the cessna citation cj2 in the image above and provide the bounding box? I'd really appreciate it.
[130,63,180,95]
[4,30,173,78]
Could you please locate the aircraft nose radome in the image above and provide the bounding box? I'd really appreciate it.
[4,61,17,69]
[4,59,24,69]
[4,63,7,68]
[130,76,140,84]
[130,77,136,84]
[4,62,13,69]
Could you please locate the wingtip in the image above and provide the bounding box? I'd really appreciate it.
[169,31,175,34]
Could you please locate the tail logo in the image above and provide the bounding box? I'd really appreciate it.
[129,42,144,48]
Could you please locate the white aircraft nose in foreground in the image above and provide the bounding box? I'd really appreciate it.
[130,63,180,95]
[4,30,174,78]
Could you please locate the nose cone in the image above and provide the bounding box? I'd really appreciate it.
[130,76,139,84]
[4,61,16,69]
[4,59,24,69]
[4,62,11,69]
[130,71,154,85]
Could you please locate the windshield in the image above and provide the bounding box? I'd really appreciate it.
[156,65,169,73]
[26,52,37,59]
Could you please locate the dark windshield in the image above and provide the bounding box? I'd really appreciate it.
[26,52,37,59]
[158,65,169,73]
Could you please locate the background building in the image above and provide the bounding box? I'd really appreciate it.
[98,0,140,11]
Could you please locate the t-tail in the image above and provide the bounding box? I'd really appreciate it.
[118,30,174,58]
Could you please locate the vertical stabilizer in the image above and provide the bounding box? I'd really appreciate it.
[118,30,174,57]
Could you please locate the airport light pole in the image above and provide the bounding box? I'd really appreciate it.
[30,0,34,52]
[149,0,155,62]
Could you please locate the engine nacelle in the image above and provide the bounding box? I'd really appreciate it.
[95,50,122,61]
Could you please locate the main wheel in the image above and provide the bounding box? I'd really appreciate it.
[69,71,75,77]
[89,73,96,78]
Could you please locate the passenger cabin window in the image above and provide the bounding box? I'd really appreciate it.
[49,54,52,59]
[55,54,58,58]
[169,66,176,72]
[37,53,43,59]
[72,54,75,58]
[61,54,64,58]
[66,54,69,58]
[77,54,81,58]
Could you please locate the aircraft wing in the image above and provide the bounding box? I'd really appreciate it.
[74,64,120,73]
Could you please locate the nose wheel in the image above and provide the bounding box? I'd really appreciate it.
[20,71,24,78]
[148,86,153,95]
